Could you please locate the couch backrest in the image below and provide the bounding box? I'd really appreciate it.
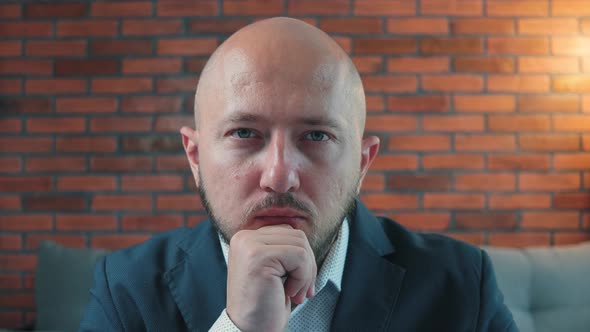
[484,242,590,332]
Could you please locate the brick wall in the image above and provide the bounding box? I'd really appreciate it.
[1,0,590,327]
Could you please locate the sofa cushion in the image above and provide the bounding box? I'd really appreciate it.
[484,242,590,332]
[36,241,109,332]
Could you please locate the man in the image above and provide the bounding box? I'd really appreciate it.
[79,17,517,331]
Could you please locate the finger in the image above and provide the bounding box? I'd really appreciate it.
[266,246,314,296]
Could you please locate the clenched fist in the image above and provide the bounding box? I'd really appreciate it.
[226,225,317,332]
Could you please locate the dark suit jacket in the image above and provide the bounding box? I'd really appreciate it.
[79,200,518,331]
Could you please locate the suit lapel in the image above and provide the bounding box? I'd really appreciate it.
[330,201,406,331]
[163,221,228,331]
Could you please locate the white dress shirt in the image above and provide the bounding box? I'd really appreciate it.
[209,218,350,332]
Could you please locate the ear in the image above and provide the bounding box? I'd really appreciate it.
[357,135,380,193]
[180,126,200,187]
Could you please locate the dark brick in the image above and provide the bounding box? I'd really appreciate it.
[24,195,86,211]
[122,136,183,152]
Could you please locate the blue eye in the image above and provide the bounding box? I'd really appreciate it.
[304,131,329,142]
[231,128,255,139]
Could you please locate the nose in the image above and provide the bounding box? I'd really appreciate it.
[259,134,301,193]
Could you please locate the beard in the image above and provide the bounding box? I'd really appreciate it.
[197,169,359,267]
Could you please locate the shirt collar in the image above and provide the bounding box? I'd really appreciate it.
[218,218,349,293]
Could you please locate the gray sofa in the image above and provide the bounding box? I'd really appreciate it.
[8,240,590,332]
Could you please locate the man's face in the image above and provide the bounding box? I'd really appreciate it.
[188,49,369,262]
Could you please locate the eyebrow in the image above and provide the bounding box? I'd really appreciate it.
[226,111,342,130]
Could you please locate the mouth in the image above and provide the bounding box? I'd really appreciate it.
[251,207,309,228]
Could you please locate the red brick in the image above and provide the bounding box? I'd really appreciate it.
[488,115,550,132]
[157,194,203,211]
[0,273,22,289]
[362,76,417,93]
[0,215,52,231]
[388,135,450,152]
[518,56,579,73]
[488,0,549,16]
[0,235,22,250]
[90,117,152,133]
[55,59,119,76]
[91,235,150,250]
[455,213,517,230]
[354,0,415,15]
[57,20,118,37]
[0,293,34,309]
[92,78,152,94]
[121,96,182,113]
[451,18,515,34]
[91,40,152,55]
[27,118,85,134]
[488,37,549,55]
[371,155,418,170]
[157,1,217,16]
[25,157,85,172]
[0,41,21,57]
[56,97,117,113]
[422,75,483,92]
[123,19,182,36]
[361,194,418,210]
[424,193,485,209]
[156,156,188,171]
[488,75,550,93]
[454,57,514,73]
[521,212,580,229]
[421,0,482,15]
[25,195,86,211]
[56,137,116,153]
[93,195,151,211]
[188,19,249,33]
[157,77,197,93]
[25,79,87,95]
[488,233,550,247]
[391,213,450,231]
[519,134,579,151]
[0,4,21,18]
[121,215,183,231]
[387,18,448,34]
[121,175,183,191]
[553,76,590,93]
[0,22,52,37]
[2,98,50,114]
[0,157,21,173]
[122,136,183,152]
[554,115,590,131]
[286,0,348,14]
[554,233,590,245]
[387,95,448,113]
[454,95,515,112]
[366,96,385,112]
[388,57,448,73]
[520,173,580,191]
[0,118,21,133]
[354,39,416,55]
[0,79,21,94]
[0,138,52,153]
[27,40,86,57]
[224,0,282,15]
[185,58,208,74]
[552,0,590,15]
[360,174,385,191]
[422,115,484,132]
[56,215,117,231]
[352,57,382,74]
[122,58,181,74]
[490,194,551,209]
[187,215,207,227]
[365,115,417,132]
[489,154,550,170]
[519,96,579,112]
[91,2,152,17]
[456,173,515,191]
[154,115,193,132]
[554,193,590,208]
[584,136,590,151]
[387,174,451,191]
[337,36,355,53]
[26,235,85,250]
[518,18,578,35]
[0,255,37,271]
[0,177,51,192]
[25,3,86,18]
[57,176,116,191]
[157,38,217,55]
[91,156,152,172]
[585,213,590,228]
[445,233,485,246]
[320,18,382,34]
[455,134,516,152]
[421,38,483,54]
[552,37,590,55]
[0,60,52,75]
[554,154,590,170]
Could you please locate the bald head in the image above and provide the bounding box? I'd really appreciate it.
[194,17,366,135]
